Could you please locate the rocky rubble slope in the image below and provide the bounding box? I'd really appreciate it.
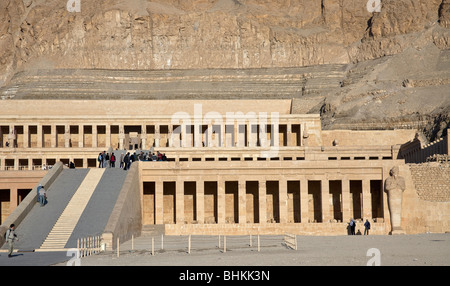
[0,0,449,140]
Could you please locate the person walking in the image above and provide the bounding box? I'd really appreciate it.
[36,184,42,202]
[364,219,371,235]
[110,153,116,168]
[123,152,130,171]
[119,153,124,169]
[349,219,356,235]
[39,186,47,206]
[98,152,103,168]
[6,224,18,258]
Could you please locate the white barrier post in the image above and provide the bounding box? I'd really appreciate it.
[188,235,191,254]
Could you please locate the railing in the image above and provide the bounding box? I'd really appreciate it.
[77,235,103,257]
[283,233,298,250]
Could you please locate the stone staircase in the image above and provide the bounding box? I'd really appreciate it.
[39,168,105,250]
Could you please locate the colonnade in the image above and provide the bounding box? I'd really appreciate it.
[142,176,385,226]
[0,119,312,150]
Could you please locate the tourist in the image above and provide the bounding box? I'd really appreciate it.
[69,161,75,169]
[36,184,42,202]
[39,186,47,206]
[98,152,103,168]
[110,153,116,168]
[105,153,110,168]
[349,219,356,235]
[5,224,18,258]
[119,153,124,168]
[123,152,130,170]
[364,219,371,235]
[102,151,107,168]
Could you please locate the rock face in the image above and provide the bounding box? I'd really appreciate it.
[0,0,449,140]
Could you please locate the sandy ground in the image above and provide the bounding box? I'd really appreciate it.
[64,233,450,267]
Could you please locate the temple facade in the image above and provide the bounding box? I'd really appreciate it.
[1,100,449,237]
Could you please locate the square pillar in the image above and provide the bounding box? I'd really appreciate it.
[362,179,372,221]
[238,179,246,224]
[92,125,98,148]
[259,180,267,224]
[64,125,71,148]
[321,179,330,223]
[300,178,309,223]
[118,125,125,150]
[23,125,29,148]
[342,178,351,223]
[105,124,111,148]
[9,187,18,212]
[141,125,147,150]
[37,124,43,148]
[176,180,184,224]
[196,181,204,223]
[51,125,57,148]
[217,179,225,224]
[286,123,292,147]
[155,125,161,147]
[279,179,288,223]
[155,180,164,224]
[78,125,84,148]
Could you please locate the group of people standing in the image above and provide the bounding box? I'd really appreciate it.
[97,151,117,168]
[97,150,169,171]
[349,218,371,235]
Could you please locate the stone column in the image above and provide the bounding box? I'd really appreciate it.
[321,179,330,223]
[92,125,98,148]
[259,180,267,224]
[64,125,71,148]
[8,125,16,148]
[37,124,43,148]
[0,157,5,171]
[286,123,292,147]
[105,124,111,148]
[279,179,288,223]
[207,123,212,147]
[155,125,161,148]
[217,179,225,224]
[221,123,225,147]
[181,123,187,148]
[234,121,238,147]
[28,157,33,170]
[141,125,147,150]
[14,158,19,170]
[362,179,372,221]
[176,179,184,224]
[23,124,29,148]
[168,124,174,147]
[118,125,125,150]
[300,178,309,223]
[196,181,204,224]
[9,187,18,212]
[248,123,254,147]
[78,125,84,148]
[155,180,164,224]
[238,179,246,224]
[50,125,56,148]
[341,178,351,223]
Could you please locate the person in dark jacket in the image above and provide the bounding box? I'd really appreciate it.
[364,219,371,235]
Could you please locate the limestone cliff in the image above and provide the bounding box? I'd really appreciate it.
[0,0,449,140]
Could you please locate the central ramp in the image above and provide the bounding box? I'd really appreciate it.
[39,168,105,250]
